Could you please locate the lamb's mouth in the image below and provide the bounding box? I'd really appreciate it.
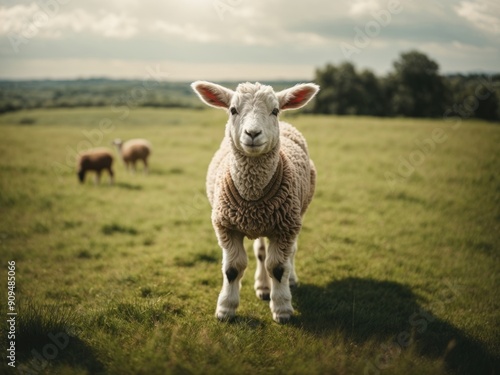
[241,142,267,155]
[243,142,266,148]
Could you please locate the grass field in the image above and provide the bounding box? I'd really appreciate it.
[0,107,499,375]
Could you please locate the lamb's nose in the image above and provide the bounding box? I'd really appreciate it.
[245,130,262,140]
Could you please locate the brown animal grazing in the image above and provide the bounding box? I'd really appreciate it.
[112,138,152,174]
[77,148,114,184]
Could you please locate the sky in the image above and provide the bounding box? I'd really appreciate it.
[0,0,498,81]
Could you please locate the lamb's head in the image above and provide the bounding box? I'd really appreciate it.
[191,81,319,157]
[111,139,123,149]
[77,169,85,183]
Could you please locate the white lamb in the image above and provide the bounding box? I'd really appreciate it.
[112,138,152,173]
[191,81,319,323]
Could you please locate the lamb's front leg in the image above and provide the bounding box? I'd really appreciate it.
[266,239,294,323]
[215,230,247,321]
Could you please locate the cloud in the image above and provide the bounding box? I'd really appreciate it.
[90,12,138,39]
[0,0,498,79]
[0,3,138,39]
[0,3,42,36]
[292,2,496,48]
[348,0,382,16]
[455,0,500,35]
[151,21,219,43]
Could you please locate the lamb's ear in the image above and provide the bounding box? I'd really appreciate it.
[276,83,320,111]
[191,81,234,109]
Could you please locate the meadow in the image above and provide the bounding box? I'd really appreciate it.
[0,107,498,375]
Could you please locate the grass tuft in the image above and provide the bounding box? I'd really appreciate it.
[18,117,37,125]
[77,249,92,259]
[101,223,139,236]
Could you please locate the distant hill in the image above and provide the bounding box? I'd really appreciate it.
[1,74,498,121]
[0,79,305,114]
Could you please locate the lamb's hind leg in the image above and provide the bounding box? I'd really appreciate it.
[215,230,247,321]
[253,237,271,300]
[94,171,101,185]
[266,239,295,323]
[289,239,299,288]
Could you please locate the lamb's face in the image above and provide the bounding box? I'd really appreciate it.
[227,84,280,156]
[191,81,320,157]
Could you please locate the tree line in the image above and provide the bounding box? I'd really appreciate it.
[312,50,500,121]
[0,51,498,121]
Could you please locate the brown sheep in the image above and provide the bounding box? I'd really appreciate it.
[77,148,114,184]
[112,138,151,173]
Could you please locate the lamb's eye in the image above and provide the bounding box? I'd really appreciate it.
[271,108,279,116]
[230,107,238,115]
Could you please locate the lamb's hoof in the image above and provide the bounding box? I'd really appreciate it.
[256,287,270,301]
[273,312,291,324]
[216,309,236,322]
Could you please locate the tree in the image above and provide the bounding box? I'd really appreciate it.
[313,62,385,116]
[387,50,448,117]
[446,74,500,121]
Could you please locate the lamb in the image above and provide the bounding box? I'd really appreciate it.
[112,138,151,173]
[77,148,114,184]
[191,80,319,323]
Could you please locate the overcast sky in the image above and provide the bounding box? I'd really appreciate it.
[0,0,498,81]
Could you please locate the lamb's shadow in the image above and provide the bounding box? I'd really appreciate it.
[293,278,499,375]
[16,331,105,374]
[11,301,106,374]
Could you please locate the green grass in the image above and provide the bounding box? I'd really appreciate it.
[0,108,499,375]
